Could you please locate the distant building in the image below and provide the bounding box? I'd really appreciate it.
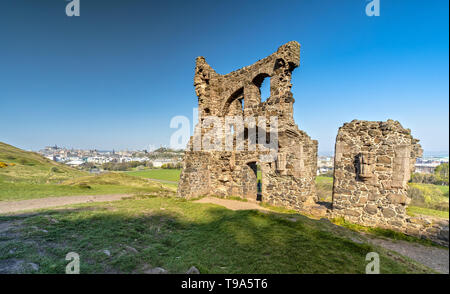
[66,159,84,166]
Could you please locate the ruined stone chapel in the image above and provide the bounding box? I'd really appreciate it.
[177,41,448,245]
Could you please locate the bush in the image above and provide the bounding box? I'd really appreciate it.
[408,187,426,207]
[411,163,449,186]
[19,158,36,166]
[77,183,91,189]
[50,167,62,173]
[101,161,150,171]
[161,162,182,169]
[408,184,449,212]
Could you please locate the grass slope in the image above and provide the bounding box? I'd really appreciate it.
[0,172,175,202]
[0,142,175,201]
[0,142,85,184]
[126,169,181,182]
[0,196,433,274]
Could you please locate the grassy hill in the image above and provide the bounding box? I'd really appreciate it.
[0,142,174,201]
[0,142,85,184]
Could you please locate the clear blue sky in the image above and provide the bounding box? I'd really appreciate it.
[0,0,448,154]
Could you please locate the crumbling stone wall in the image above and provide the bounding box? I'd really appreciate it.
[332,120,449,245]
[178,41,318,210]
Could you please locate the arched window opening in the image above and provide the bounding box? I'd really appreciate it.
[259,77,270,102]
[252,73,271,103]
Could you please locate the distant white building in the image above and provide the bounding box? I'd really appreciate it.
[66,159,84,166]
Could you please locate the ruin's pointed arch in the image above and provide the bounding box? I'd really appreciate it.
[252,73,271,88]
[222,87,244,116]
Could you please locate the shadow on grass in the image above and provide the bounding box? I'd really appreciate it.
[0,197,434,274]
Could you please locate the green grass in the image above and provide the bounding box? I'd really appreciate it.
[0,172,175,201]
[409,183,449,203]
[0,196,433,273]
[316,176,333,202]
[0,142,86,184]
[331,217,441,248]
[126,169,181,182]
[407,206,449,219]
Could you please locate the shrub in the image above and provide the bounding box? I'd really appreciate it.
[77,183,91,189]
[50,167,62,173]
[19,158,36,166]
[161,162,182,169]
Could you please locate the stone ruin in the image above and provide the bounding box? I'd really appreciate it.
[177,41,449,245]
[332,120,448,244]
[332,119,423,225]
[178,41,318,210]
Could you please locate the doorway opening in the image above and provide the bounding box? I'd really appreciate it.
[247,161,262,201]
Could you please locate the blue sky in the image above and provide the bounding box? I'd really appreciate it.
[0,0,448,154]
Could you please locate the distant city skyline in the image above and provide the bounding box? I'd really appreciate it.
[26,144,450,158]
[1,1,448,154]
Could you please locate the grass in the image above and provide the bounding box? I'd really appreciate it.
[408,182,449,209]
[316,176,333,202]
[0,173,175,202]
[331,217,441,248]
[126,169,181,182]
[0,142,86,184]
[407,206,449,219]
[0,196,434,274]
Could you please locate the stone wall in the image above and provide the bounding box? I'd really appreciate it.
[176,42,448,246]
[332,119,448,245]
[178,41,318,210]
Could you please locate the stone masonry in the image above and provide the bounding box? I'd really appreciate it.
[332,120,448,245]
[177,42,448,246]
[178,41,318,210]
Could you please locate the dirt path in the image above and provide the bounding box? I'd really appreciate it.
[194,197,270,211]
[0,194,134,214]
[366,237,449,274]
[146,178,178,185]
[194,197,449,274]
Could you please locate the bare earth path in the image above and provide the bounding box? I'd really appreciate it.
[194,197,449,274]
[194,197,270,211]
[0,194,134,214]
[366,237,449,274]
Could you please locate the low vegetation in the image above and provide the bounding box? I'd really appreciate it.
[99,161,153,172]
[0,173,174,202]
[0,142,86,184]
[0,142,175,201]
[126,169,182,183]
[408,183,449,212]
[406,206,449,219]
[411,163,449,185]
[331,217,441,248]
[0,196,433,273]
[316,176,333,202]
